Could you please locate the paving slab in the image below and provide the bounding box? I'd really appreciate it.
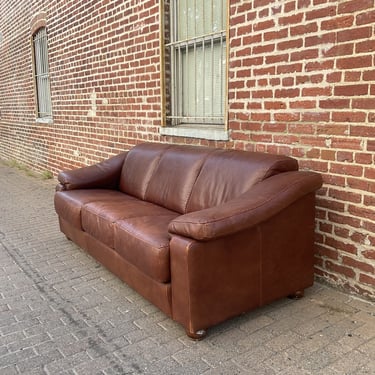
[0,161,374,374]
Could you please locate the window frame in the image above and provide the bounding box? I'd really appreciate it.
[160,0,229,140]
[32,26,53,122]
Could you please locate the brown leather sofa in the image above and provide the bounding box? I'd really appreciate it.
[54,142,322,339]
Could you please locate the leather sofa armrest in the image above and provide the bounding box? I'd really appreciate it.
[57,152,128,191]
[169,171,323,241]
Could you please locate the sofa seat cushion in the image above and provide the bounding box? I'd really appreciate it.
[114,213,178,283]
[54,189,128,229]
[82,198,178,250]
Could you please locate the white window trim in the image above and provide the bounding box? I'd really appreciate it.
[35,117,53,124]
[160,0,229,136]
[160,124,229,141]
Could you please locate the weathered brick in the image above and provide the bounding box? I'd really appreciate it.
[345,71,362,82]
[363,250,375,260]
[347,177,375,194]
[332,112,366,123]
[356,9,375,25]
[354,153,373,165]
[321,150,338,163]
[353,98,375,109]
[290,22,318,36]
[305,32,336,47]
[337,26,372,43]
[359,273,375,286]
[290,100,316,109]
[329,188,361,203]
[338,0,374,14]
[319,99,350,109]
[321,15,354,30]
[343,256,374,274]
[279,12,304,26]
[302,86,331,97]
[350,125,375,137]
[349,204,375,222]
[306,6,336,20]
[367,140,375,152]
[328,212,361,229]
[334,84,369,96]
[336,55,373,69]
[324,260,356,279]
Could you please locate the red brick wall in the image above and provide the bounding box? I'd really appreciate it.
[228,0,375,300]
[0,0,374,299]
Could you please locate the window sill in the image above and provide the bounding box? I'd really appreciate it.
[160,125,230,141]
[36,117,53,124]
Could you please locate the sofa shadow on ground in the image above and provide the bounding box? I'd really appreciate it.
[54,142,323,339]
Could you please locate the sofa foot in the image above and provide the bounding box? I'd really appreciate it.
[288,290,304,300]
[186,329,207,340]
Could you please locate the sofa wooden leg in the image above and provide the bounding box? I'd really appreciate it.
[186,329,207,340]
[288,290,304,300]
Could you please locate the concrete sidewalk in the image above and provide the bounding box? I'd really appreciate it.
[0,161,374,375]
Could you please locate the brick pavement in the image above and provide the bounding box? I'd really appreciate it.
[0,161,374,375]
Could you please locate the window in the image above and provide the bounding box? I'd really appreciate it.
[163,0,228,136]
[33,27,52,119]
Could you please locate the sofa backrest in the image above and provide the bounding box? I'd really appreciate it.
[185,149,298,212]
[119,143,298,214]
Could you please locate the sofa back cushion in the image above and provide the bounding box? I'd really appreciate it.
[186,149,298,212]
[119,143,298,214]
[144,145,210,213]
[119,143,212,213]
[119,143,169,200]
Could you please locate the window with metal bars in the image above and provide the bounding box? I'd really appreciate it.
[33,27,52,119]
[165,0,227,127]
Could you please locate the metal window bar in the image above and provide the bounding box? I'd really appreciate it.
[34,28,52,118]
[167,0,226,126]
